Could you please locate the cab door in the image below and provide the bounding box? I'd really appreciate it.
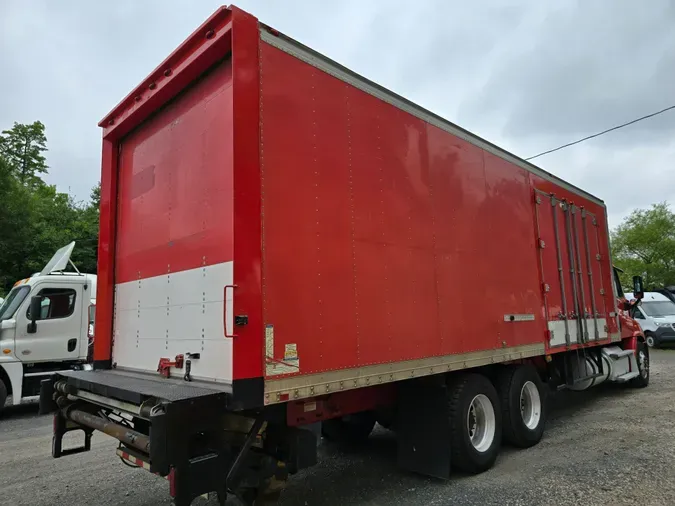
[15,283,83,362]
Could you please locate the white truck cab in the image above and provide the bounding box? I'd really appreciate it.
[626,291,675,348]
[0,242,96,411]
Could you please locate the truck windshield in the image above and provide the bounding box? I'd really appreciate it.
[641,301,675,318]
[0,286,30,321]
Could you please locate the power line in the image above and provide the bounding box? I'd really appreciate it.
[525,104,675,161]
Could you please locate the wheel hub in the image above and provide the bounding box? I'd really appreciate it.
[519,381,542,430]
[638,350,649,378]
[466,394,496,453]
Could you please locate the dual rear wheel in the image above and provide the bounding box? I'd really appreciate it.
[321,364,547,476]
[447,366,546,473]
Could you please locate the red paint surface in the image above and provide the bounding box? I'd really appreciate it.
[115,59,234,283]
[259,40,617,378]
[262,44,572,374]
[286,385,396,427]
[100,8,233,141]
[95,9,236,365]
[231,7,264,380]
[93,139,117,363]
[97,6,619,383]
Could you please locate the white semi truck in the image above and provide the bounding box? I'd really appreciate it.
[0,242,96,412]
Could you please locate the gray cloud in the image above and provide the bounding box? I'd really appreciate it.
[458,0,675,143]
[1,0,672,227]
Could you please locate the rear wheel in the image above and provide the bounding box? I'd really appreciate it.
[321,411,376,442]
[630,340,650,388]
[448,374,502,474]
[496,365,546,448]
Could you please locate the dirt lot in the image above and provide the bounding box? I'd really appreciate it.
[2,349,675,506]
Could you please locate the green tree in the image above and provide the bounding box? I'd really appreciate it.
[90,182,101,209]
[0,156,33,294]
[612,202,675,290]
[69,183,101,274]
[0,121,100,296]
[0,121,48,185]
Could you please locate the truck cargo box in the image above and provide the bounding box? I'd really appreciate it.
[91,6,619,410]
[40,7,648,506]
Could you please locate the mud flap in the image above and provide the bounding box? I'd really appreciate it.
[395,378,451,479]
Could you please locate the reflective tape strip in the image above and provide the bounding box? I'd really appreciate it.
[116,448,151,471]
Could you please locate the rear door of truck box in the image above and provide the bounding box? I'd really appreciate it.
[112,59,235,383]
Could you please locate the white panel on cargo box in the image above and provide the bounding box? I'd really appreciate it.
[112,262,234,383]
[167,264,231,306]
[114,283,138,311]
[548,318,608,347]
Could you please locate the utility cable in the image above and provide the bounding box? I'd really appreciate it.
[525,104,675,161]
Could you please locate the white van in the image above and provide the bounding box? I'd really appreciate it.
[0,242,96,412]
[625,291,675,348]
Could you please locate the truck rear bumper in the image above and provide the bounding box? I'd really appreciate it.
[39,369,235,500]
[54,368,232,406]
[39,369,315,505]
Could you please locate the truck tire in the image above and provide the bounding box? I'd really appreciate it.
[448,374,502,474]
[630,340,650,388]
[321,411,376,442]
[496,365,546,448]
[0,378,7,412]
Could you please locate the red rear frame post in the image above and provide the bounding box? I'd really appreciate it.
[93,138,118,367]
[230,7,265,389]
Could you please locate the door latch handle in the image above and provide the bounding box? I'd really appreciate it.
[224,285,238,338]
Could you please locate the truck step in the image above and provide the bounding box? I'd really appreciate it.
[614,371,640,382]
[606,349,634,360]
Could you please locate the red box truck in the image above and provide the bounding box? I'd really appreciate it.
[39,5,649,505]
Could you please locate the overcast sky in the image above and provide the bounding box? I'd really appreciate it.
[2,0,674,228]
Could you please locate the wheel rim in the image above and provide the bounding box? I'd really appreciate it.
[520,381,542,430]
[638,348,649,379]
[646,336,655,347]
[467,394,496,453]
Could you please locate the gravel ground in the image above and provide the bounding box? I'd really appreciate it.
[2,349,674,506]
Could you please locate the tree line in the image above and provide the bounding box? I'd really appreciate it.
[0,120,673,298]
[612,202,675,291]
[0,121,99,296]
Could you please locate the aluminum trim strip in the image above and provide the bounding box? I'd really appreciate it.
[24,370,74,377]
[503,314,535,322]
[260,27,604,207]
[263,343,545,404]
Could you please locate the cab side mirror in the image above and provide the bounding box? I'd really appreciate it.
[632,276,644,300]
[27,295,42,334]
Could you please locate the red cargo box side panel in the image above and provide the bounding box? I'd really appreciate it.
[260,43,359,377]
[260,40,547,381]
[112,59,235,383]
